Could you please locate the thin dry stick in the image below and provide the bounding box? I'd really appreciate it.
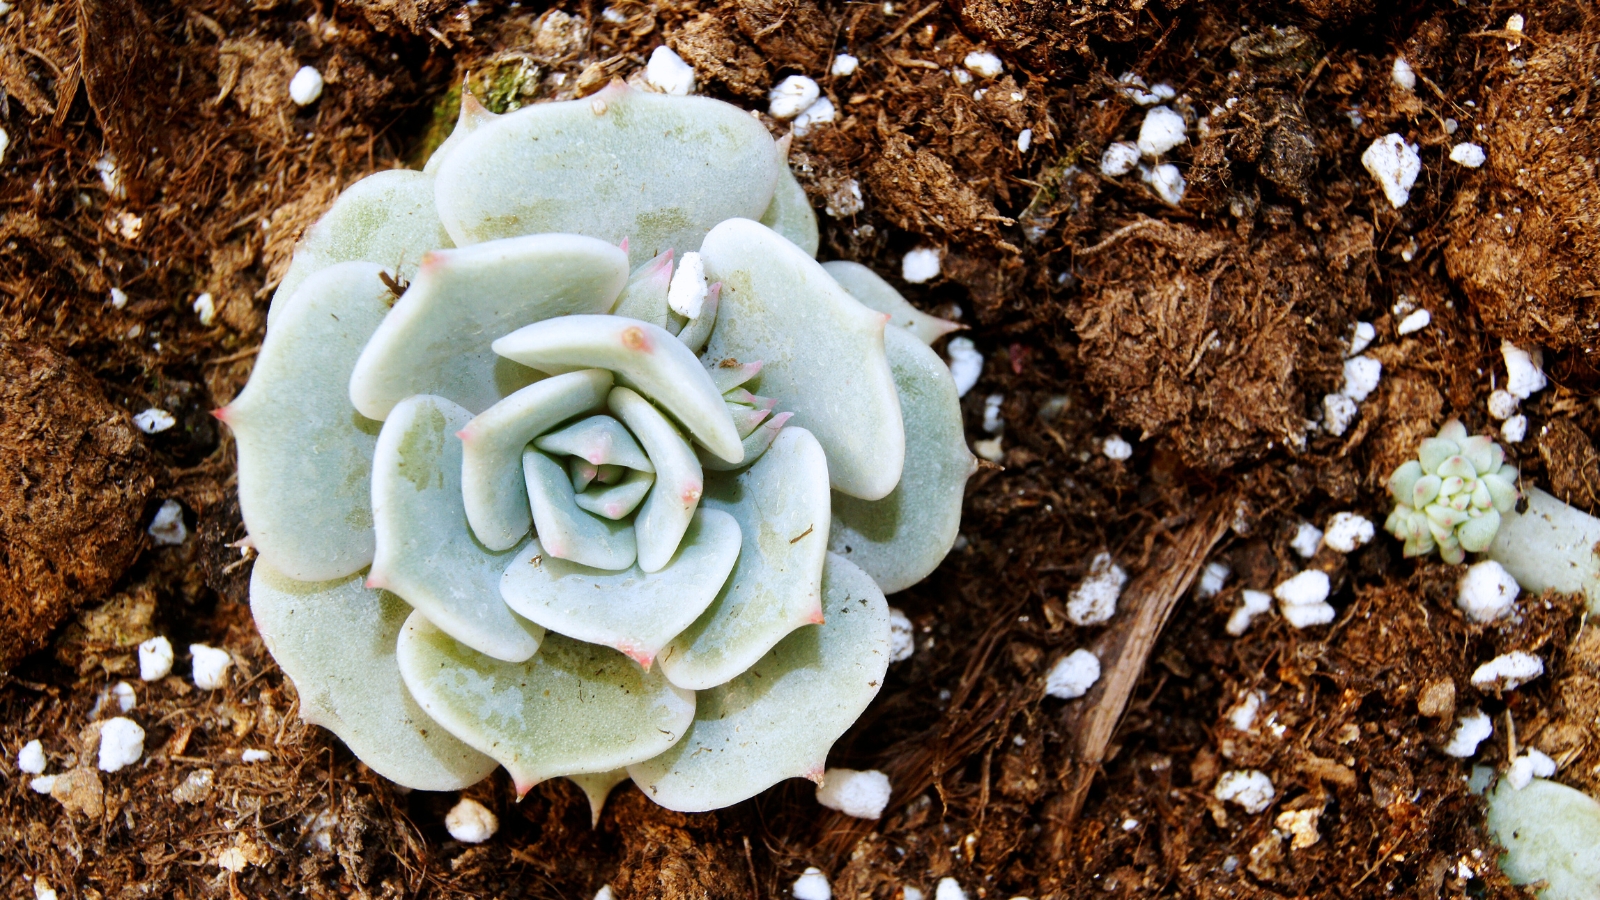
[1055,494,1237,827]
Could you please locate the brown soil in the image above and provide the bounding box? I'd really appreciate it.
[3,0,1599,898]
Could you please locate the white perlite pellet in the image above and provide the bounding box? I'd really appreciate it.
[1141,162,1186,205]
[1457,560,1520,623]
[815,768,892,818]
[1505,749,1556,790]
[1487,389,1518,420]
[1501,341,1547,399]
[1323,392,1358,437]
[945,337,982,398]
[1471,651,1544,692]
[133,409,176,434]
[17,739,46,774]
[1067,552,1127,626]
[1225,590,1273,636]
[982,393,1005,433]
[831,54,859,77]
[1197,561,1230,598]
[1290,522,1324,559]
[1449,142,1487,168]
[1341,355,1383,402]
[1100,141,1141,177]
[666,251,709,319]
[769,76,821,119]
[935,878,966,900]
[112,681,136,712]
[289,66,324,106]
[1391,57,1416,91]
[192,292,216,326]
[887,607,915,663]
[1102,436,1133,461]
[241,749,272,763]
[1016,128,1032,152]
[1396,309,1431,335]
[1501,414,1527,444]
[446,797,499,843]
[1361,134,1422,208]
[1136,106,1187,157]
[139,636,174,681]
[1045,649,1101,699]
[793,867,832,900]
[97,717,145,772]
[1443,709,1493,758]
[645,46,696,95]
[1228,690,1265,731]
[793,96,836,136]
[1323,513,1374,554]
[1347,321,1376,356]
[1274,570,1334,629]
[147,500,188,545]
[1214,769,1275,814]
[901,247,941,283]
[962,51,1003,78]
[190,643,233,690]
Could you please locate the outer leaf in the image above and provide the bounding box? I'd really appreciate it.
[460,371,614,551]
[759,163,820,258]
[524,449,638,570]
[249,560,496,791]
[500,509,741,668]
[225,262,389,582]
[568,769,631,827]
[433,82,781,267]
[700,218,905,500]
[821,260,962,346]
[494,315,742,464]
[349,234,628,420]
[423,90,499,176]
[658,427,829,690]
[630,553,890,812]
[268,171,455,328]
[1488,486,1600,614]
[830,326,976,593]
[370,395,545,662]
[535,414,654,472]
[396,615,696,797]
[1485,775,1600,900]
[609,387,704,572]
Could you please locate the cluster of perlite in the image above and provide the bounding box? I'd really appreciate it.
[221,83,975,814]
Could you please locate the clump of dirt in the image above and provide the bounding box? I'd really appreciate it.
[1445,11,1600,354]
[0,342,154,670]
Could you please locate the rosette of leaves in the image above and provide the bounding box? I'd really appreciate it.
[220,83,975,814]
[1383,419,1518,565]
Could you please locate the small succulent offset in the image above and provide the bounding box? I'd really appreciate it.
[218,82,975,814]
[1383,420,1518,565]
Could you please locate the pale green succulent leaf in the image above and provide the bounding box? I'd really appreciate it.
[1438,419,1469,443]
[659,426,829,690]
[535,414,654,472]
[370,394,545,662]
[758,163,820,258]
[630,552,890,812]
[575,470,656,520]
[250,560,497,791]
[433,82,781,267]
[728,403,773,439]
[423,90,500,176]
[1387,460,1423,505]
[705,359,764,395]
[700,218,905,500]
[1484,470,1519,513]
[608,387,704,572]
[1485,776,1600,900]
[697,412,793,472]
[1488,486,1600,614]
[568,769,631,827]
[268,171,455,329]
[821,260,962,346]
[228,262,389,582]
[830,326,976,594]
[461,371,614,551]
[494,315,742,465]
[610,250,675,328]
[1458,509,1502,553]
[524,449,638,570]
[1419,438,1459,473]
[350,234,629,420]
[1413,474,1442,509]
[500,509,741,668]
[396,615,696,797]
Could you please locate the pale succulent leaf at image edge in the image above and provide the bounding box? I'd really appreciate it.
[226,84,974,813]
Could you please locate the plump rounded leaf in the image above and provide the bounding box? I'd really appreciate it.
[629,553,890,812]
[759,163,820,258]
[370,395,544,662]
[610,250,675,329]
[608,387,705,572]
[1419,438,1460,474]
[830,326,976,593]
[535,414,654,471]
[1387,460,1423,505]
[1486,774,1600,900]
[575,470,655,520]
[568,769,631,827]
[433,82,781,267]
[501,510,741,668]
[494,315,742,464]
[524,449,638,570]
[226,262,389,582]
[1458,509,1502,553]
[396,614,696,797]
[821,261,961,346]
[460,371,614,551]
[268,171,455,328]
[350,234,628,420]
[700,218,904,500]
[658,427,829,690]
[250,560,496,791]
[1488,486,1600,614]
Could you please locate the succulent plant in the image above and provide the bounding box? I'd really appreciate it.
[1383,420,1517,565]
[220,82,975,814]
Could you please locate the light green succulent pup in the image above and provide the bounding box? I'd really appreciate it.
[223,83,975,815]
[1383,419,1517,565]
